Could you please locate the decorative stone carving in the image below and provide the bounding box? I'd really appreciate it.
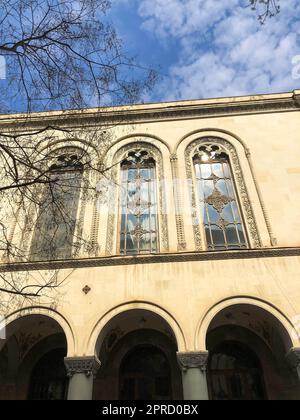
[185,137,262,251]
[177,351,209,372]
[2,247,300,272]
[286,348,300,368]
[105,142,169,255]
[64,356,101,378]
[3,96,297,132]
[170,153,187,251]
[20,146,90,259]
[82,285,91,295]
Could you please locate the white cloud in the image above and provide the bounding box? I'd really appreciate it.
[134,0,300,99]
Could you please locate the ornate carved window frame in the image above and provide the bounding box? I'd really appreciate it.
[21,146,90,260]
[185,137,261,251]
[105,142,169,255]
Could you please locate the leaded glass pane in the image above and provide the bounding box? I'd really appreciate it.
[120,150,158,255]
[194,146,248,250]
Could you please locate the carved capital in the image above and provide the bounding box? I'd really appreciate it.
[170,153,178,163]
[286,348,300,368]
[177,351,209,372]
[64,356,101,378]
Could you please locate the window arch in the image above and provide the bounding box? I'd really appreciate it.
[185,137,261,251]
[105,142,169,256]
[119,149,158,255]
[193,144,247,250]
[30,149,84,260]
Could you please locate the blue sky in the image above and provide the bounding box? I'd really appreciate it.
[0,0,299,110]
[108,0,300,102]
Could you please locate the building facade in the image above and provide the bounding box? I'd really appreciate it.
[1,91,300,400]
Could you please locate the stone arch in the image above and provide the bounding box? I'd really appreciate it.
[108,133,171,155]
[175,128,250,155]
[86,301,187,355]
[35,136,100,161]
[104,139,170,255]
[3,307,76,356]
[182,133,261,250]
[14,139,95,259]
[196,296,297,352]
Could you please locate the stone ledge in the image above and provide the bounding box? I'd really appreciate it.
[1,247,300,273]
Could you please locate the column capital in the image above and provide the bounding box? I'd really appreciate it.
[64,356,101,378]
[177,351,209,372]
[286,348,300,368]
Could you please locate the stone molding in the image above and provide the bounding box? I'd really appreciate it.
[170,153,187,251]
[64,356,101,378]
[1,247,300,273]
[185,137,261,251]
[105,142,169,255]
[177,351,209,372]
[0,94,299,131]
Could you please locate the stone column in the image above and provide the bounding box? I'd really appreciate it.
[177,351,209,401]
[64,356,101,400]
[286,348,300,381]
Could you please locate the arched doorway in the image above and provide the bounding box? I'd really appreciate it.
[205,304,300,400]
[0,315,68,400]
[208,341,266,400]
[28,348,68,400]
[93,309,183,400]
[119,345,172,400]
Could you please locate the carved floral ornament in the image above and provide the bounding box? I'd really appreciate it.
[177,351,209,372]
[64,356,101,378]
[185,137,262,251]
[46,146,89,172]
[105,142,169,255]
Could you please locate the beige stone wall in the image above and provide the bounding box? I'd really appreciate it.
[3,254,300,357]
[1,91,300,362]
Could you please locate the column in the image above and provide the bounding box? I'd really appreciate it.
[170,153,187,251]
[286,347,300,381]
[64,356,101,400]
[177,351,209,401]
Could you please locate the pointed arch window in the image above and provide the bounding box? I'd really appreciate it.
[119,150,158,255]
[193,144,247,250]
[30,152,83,260]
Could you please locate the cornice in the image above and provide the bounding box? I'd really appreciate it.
[0,91,299,131]
[1,247,300,273]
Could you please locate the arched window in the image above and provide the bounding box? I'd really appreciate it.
[208,341,266,400]
[119,150,158,255]
[30,152,83,260]
[193,144,247,250]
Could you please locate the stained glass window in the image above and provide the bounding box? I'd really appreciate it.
[30,153,83,260]
[120,150,158,255]
[193,145,247,250]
